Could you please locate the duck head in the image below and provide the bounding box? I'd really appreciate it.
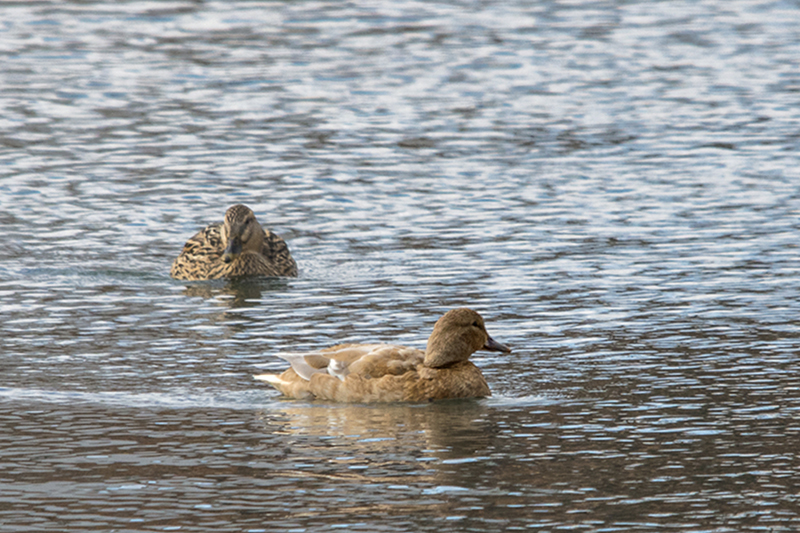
[221,204,265,263]
[424,308,511,368]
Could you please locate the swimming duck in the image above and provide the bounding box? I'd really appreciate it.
[170,204,297,280]
[254,308,511,403]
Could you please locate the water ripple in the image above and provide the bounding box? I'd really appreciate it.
[2,0,800,531]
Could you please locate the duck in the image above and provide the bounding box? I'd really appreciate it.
[170,204,297,280]
[254,308,511,403]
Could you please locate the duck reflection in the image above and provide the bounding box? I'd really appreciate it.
[251,399,548,526]
[259,400,497,465]
[178,278,290,309]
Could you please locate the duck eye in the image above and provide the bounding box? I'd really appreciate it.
[472,321,480,328]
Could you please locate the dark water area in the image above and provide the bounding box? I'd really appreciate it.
[1,1,800,531]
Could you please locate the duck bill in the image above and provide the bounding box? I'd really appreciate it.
[483,335,511,353]
[222,238,242,263]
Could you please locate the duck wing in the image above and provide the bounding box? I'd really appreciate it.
[260,229,298,277]
[254,344,426,401]
[170,223,224,279]
[274,344,390,381]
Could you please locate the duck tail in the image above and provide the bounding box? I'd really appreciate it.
[253,373,285,387]
[254,372,315,400]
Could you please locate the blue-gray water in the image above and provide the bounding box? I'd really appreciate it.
[2,1,800,531]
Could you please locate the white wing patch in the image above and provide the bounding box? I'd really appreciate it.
[327,359,350,381]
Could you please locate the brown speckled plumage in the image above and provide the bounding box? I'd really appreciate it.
[170,204,297,280]
[254,308,511,403]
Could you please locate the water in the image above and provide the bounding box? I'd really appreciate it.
[1,0,800,531]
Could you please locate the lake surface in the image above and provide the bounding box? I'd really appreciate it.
[1,0,800,531]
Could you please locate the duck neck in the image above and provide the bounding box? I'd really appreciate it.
[424,336,472,368]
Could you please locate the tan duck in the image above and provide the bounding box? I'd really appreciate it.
[254,308,510,403]
[170,204,297,280]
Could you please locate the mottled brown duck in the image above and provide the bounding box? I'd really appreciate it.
[170,204,297,280]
